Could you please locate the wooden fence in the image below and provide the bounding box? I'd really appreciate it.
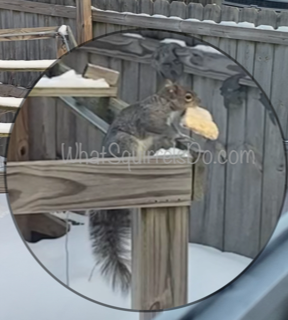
[27,0,223,6]
[0,0,287,260]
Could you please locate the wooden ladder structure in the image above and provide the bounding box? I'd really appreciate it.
[0,25,78,240]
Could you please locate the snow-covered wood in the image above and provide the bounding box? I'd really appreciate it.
[29,70,117,97]
[83,63,120,86]
[0,123,13,137]
[91,8,288,45]
[0,97,23,109]
[0,60,56,71]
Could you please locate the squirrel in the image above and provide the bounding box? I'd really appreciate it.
[88,79,201,294]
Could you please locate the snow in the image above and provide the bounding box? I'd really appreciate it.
[35,70,110,89]
[0,192,252,315]
[256,25,275,30]
[238,21,255,28]
[0,123,13,135]
[58,25,68,36]
[0,193,251,313]
[30,216,250,308]
[193,44,223,55]
[136,13,151,17]
[186,18,201,22]
[122,12,136,15]
[168,16,183,20]
[0,60,56,69]
[219,21,238,26]
[0,208,138,320]
[76,7,288,33]
[152,14,167,19]
[155,147,190,158]
[277,26,288,32]
[123,33,145,39]
[0,97,23,108]
[160,38,187,47]
[202,19,217,24]
[0,156,5,171]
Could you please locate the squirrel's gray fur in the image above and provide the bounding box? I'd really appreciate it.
[88,80,200,294]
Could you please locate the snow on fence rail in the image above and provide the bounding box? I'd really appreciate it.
[0,123,13,137]
[91,8,288,46]
[0,1,288,45]
[0,60,56,71]
[0,97,23,109]
[29,70,117,97]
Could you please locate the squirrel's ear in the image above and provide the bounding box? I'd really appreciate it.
[164,79,174,87]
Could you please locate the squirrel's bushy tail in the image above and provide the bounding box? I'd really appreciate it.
[88,208,131,294]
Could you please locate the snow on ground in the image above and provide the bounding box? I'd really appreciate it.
[0,194,251,312]
[0,205,137,320]
[27,216,251,308]
[36,70,110,88]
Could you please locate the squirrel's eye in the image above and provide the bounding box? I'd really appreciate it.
[185,93,193,102]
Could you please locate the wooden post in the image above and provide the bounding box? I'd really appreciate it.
[7,99,31,241]
[76,0,93,45]
[7,100,68,241]
[132,206,189,319]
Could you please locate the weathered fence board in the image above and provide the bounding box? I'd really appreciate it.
[6,157,193,214]
[132,206,189,311]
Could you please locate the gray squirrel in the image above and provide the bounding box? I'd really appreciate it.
[88,80,201,293]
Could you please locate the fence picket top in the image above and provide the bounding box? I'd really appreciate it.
[203,3,221,22]
[153,0,170,17]
[257,8,278,29]
[187,2,204,20]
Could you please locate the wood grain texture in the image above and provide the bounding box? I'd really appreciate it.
[26,212,69,238]
[56,35,68,59]
[0,0,76,20]
[28,98,57,160]
[28,86,118,97]
[91,8,288,45]
[137,1,158,103]
[132,206,189,311]
[6,157,193,214]
[219,7,247,257]
[0,26,58,41]
[7,97,31,240]
[76,0,93,44]
[0,84,28,98]
[0,0,287,45]
[81,33,256,87]
[0,172,5,193]
[7,99,29,162]
[118,0,140,105]
[260,13,288,249]
[189,7,224,251]
[224,7,261,258]
[83,63,120,86]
